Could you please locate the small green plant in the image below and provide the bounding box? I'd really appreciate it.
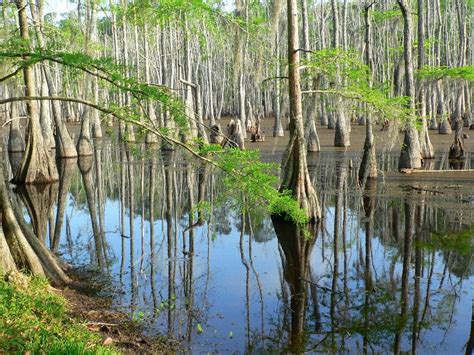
[159,295,177,312]
[132,310,146,324]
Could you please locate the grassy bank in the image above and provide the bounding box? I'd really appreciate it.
[0,275,117,354]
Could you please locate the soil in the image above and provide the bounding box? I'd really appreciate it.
[54,268,179,354]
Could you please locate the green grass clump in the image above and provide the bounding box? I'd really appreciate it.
[0,276,118,354]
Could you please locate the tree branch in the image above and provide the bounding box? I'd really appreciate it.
[0,95,230,173]
[262,76,289,83]
[295,48,314,54]
[0,67,23,83]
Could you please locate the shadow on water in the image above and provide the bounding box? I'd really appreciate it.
[7,140,474,353]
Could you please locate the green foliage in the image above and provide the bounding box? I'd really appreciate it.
[0,49,191,133]
[0,276,117,354]
[372,8,402,23]
[211,148,309,226]
[304,49,414,124]
[126,0,221,25]
[417,65,474,81]
[0,45,309,227]
[124,0,230,46]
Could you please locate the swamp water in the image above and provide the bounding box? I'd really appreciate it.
[7,138,474,354]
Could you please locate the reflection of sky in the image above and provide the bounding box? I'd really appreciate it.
[53,187,473,354]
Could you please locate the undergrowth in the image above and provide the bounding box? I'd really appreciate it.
[0,275,118,354]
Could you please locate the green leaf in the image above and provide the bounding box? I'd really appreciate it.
[197,323,204,334]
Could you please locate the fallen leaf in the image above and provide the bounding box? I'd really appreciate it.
[103,337,114,346]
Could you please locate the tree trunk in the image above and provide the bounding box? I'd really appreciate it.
[30,0,77,158]
[280,0,320,222]
[417,0,434,159]
[301,0,320,152]
[397,0,422,171]
[12,0,58,184]
[331,0,350,147]
[273,26,284,137]
[8,101,25,153]
[144,22,159,144]
[0,144,69,284]
[235,0,247,139]
[39,76,55,149]
[359,2,377,186]
[77,107,93,156]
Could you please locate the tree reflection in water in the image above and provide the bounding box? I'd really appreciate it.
[9,141,474,353]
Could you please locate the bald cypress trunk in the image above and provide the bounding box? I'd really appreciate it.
[236,0,247,139]
[331,0,350,148]
[417,0,435,159]
[359,2,377,186]
[8,101,25,153]
[1,141,69,284]
[449,0,467,159]
[12,0,58,184]
[273,26,284,137]
[279,0,320,222]
[301,0,320,152]
[397,0,422,171]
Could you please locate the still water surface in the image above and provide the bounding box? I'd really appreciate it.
[9,141,474,354]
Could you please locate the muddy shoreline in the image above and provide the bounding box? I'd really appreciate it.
[55,268,179,354]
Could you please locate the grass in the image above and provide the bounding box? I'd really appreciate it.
[0,275,118,354]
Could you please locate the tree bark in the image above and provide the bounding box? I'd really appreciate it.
[0,145,69,284]
[280,0,320,222]
[12,0,59,184]
[301,0,320,152]
[397,0,422,171]
[359,2,377,186]
[8,100,25,153]
[417,0,434,159]
[273,28,284,137]
[331,0,350,147]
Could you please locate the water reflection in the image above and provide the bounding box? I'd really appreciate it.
[53,158,76,251]
[15,182,58,244]
[9,141,474,353]
[272,217,317,352]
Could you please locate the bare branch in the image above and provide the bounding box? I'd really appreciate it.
[295,48,315,54]
[261,76,289,83]
[0,67,23,83]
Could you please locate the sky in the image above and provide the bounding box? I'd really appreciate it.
[44,0,71,16]
[44,0,234,17]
